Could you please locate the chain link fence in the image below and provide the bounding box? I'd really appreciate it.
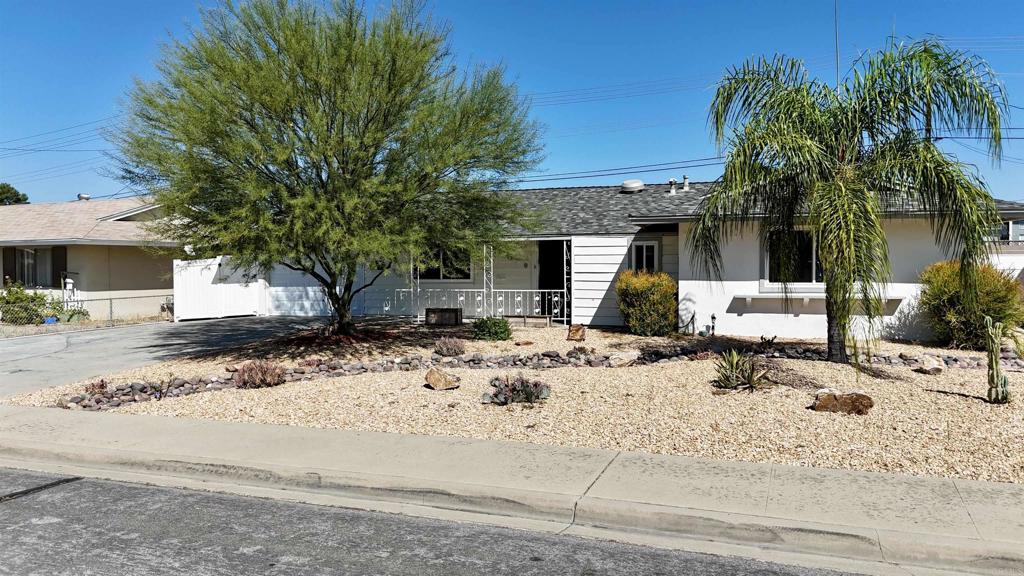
[0,294,174,338]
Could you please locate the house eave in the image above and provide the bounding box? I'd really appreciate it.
[0,239,178,247]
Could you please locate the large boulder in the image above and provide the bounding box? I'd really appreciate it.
[810,389,874,416]
[424,367,461,391]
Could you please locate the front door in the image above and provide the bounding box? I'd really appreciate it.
[536,240,568,321]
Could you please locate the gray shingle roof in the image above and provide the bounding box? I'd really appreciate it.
[509,182,1024,236]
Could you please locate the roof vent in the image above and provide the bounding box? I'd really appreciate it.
[668,178,677,195]
[620,179,645,194]
[682,175,690,192]
[77,194,91,201]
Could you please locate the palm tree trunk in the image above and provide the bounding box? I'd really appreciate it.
[825,294,849,363]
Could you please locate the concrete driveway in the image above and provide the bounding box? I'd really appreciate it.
[0,317,323,399]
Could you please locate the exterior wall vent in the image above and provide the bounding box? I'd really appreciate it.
[620,179,645,194]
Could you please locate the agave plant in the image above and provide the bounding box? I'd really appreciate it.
[712,350,768,392]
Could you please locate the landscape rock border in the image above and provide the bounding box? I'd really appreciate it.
[58,343,1018,411]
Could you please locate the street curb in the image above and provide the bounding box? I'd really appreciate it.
[1,437,1022,576]
[0,438,578,524]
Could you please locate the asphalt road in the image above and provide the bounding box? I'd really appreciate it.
[0,316,322,398]
[0,467,856,576]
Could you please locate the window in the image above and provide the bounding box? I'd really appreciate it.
[16,247,53,288]
[765,231,823,283]
[417,249,472,281]
[631,241,658,272]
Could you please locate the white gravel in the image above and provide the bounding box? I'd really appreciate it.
[8,325,1023,483]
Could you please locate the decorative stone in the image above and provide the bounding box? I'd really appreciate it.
[913,356,943,376]
[424,367,461,391]
[566,324,587,342]
[810,389,874,416]
[515,340,534,346]
[608,351,640,368]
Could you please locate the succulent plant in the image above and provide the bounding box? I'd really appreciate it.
[712,349,768,392]
[985,316,1011,404]
[482,374,550,406]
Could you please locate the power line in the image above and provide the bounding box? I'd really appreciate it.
[1,156,106,180]
[0,114,120,145]
[525,156,724,178]
[518,159,725,184]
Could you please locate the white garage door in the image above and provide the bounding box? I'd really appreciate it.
[173,257,262,321]
[266,265,332,317]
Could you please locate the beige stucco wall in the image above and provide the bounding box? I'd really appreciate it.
[67,246,173,320]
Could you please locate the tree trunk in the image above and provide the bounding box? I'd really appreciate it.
[324,285,356,336]
[825,293,849,364]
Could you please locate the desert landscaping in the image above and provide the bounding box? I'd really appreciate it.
[7,322,1023,484]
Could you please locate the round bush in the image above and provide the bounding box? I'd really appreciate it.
[918,260,1024,349]
[615,270,677,336]
[472,317,512,341]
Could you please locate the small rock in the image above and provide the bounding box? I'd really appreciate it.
[514,340,534,346]
[810,389,874,415]
[424,367,461,391]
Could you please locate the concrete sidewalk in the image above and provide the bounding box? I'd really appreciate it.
[0,404,1021,576]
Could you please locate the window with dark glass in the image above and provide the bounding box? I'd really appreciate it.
[417,249,471,280]
[766,231,822,283]
[631,242,657,272]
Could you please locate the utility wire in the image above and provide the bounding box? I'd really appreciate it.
[0,114,119,145]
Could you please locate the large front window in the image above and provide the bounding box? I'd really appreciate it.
[16,247,53,288]
[417,249,472,281]
[765,231,822,283]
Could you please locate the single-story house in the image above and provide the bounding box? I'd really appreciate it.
[0,197,175,319]
[171,179,1024,340]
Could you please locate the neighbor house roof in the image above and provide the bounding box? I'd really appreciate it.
[509,182,1024,236]
[0,197,171,246]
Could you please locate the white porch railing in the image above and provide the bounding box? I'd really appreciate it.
[392,288,568,323]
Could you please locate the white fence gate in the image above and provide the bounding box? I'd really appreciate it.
[172,257,263,321]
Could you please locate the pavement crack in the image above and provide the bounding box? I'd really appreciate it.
[0,476,82,503]
[560,451,621,534]
[951,478,984,539]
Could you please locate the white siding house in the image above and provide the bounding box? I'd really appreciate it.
[170,180,1024,340]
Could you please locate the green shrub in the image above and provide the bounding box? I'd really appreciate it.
[712,350,768,392]
[235,360,286,389]
[0,283,48,325]
[472,317,512,341]
[918,261,1024,349]
[615,270,677,336]
[483,374,550,405]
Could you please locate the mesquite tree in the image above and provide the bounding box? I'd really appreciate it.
[690,39,1005,362]
[114,0,541,334]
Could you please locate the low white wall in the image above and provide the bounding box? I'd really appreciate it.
[677,219,949,341]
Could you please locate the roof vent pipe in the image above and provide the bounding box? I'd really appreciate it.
[668,178,677,195]
[682,175,690,192]
[620,179,645,194]
[77,194,91,201]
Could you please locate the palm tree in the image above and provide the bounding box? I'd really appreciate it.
[690,38,1006,363]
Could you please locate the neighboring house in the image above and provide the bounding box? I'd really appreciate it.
[0,197,175,319]
[171,178,1024,340]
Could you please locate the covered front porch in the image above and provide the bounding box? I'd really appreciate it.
[384,239,572,324]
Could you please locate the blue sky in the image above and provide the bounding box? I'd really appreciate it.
[2,0,1024,204]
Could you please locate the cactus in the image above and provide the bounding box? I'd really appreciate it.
[985,316,1011,404]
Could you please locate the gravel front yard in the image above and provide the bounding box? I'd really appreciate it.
[6,323,1023,483]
